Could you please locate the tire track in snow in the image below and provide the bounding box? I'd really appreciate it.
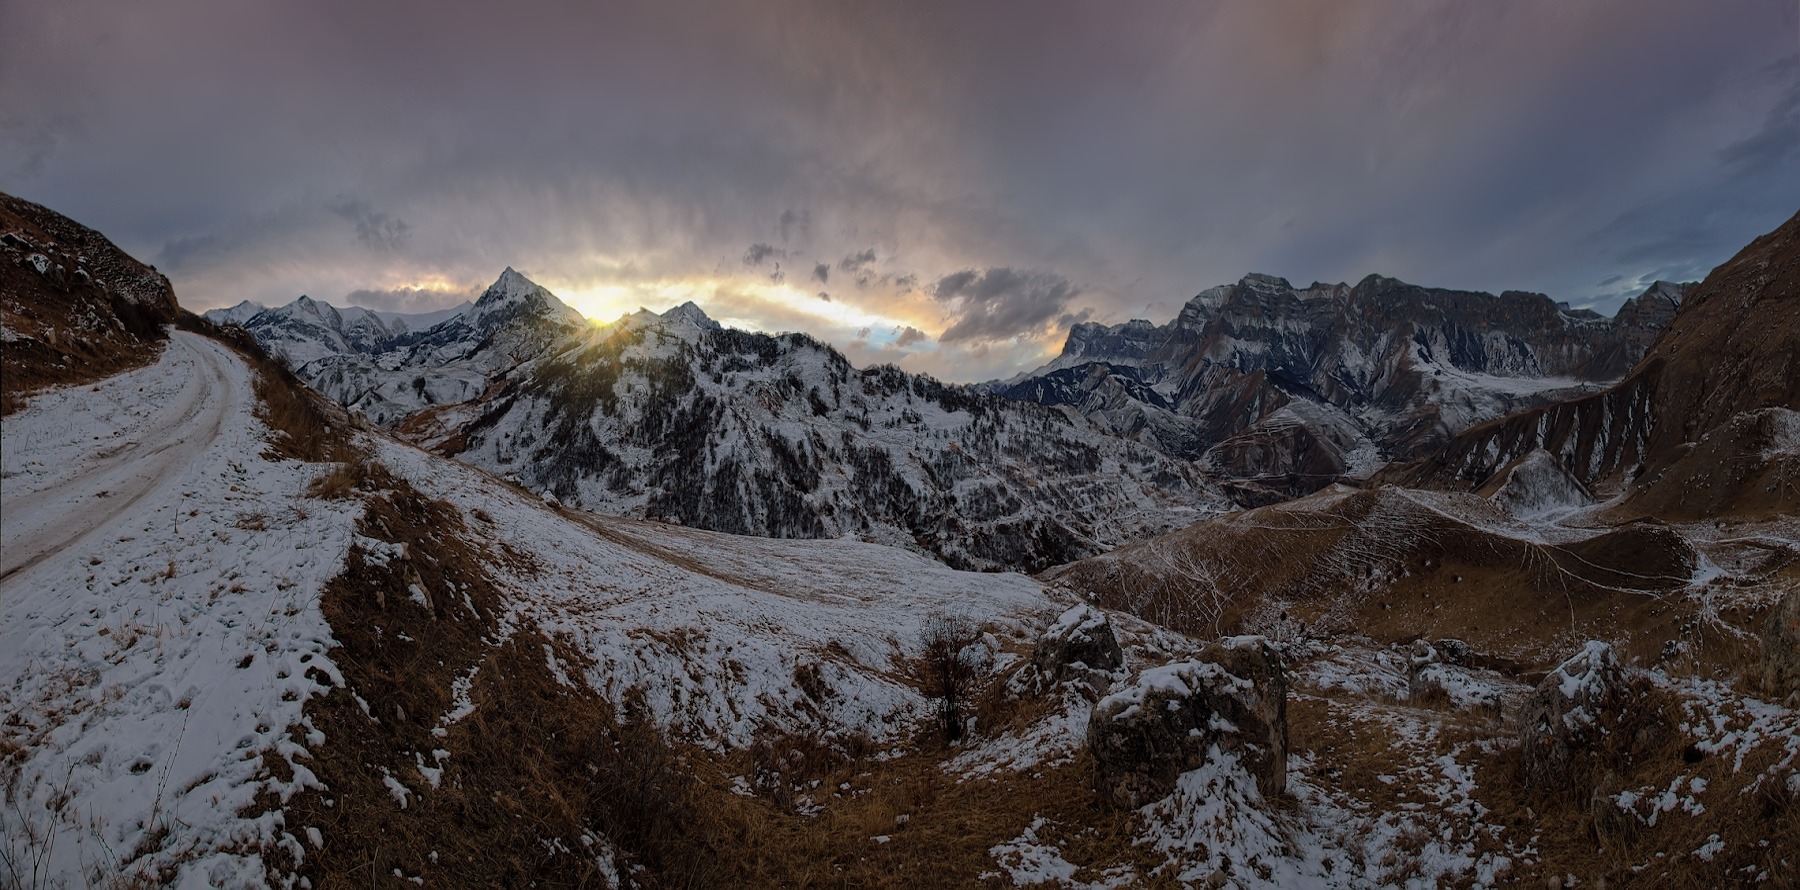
[0,332,241,585]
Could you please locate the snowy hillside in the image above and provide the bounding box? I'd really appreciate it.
[7,330,1792,886]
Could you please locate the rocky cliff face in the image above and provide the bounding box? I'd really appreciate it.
[1400,210,1800,515]
[1000,273,1685,504]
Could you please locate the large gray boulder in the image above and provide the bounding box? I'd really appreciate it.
[1030,604,1124,687]
[1764,588,1800,699]
[1088,636,1287,808]
[1519,641,1671,796]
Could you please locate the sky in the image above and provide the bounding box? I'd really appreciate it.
[4,1,1797,382]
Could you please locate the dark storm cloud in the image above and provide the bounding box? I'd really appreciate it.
[1058,308,1093,328]
[812,262,830,284]
[343,285,479,313]
[328,199,412,251]
[743,243,785,266]
[834,248,880,288]
[838,248,876,274]
[932,267,1081,344]
[779,209,809,243]
[3,0,1797,379]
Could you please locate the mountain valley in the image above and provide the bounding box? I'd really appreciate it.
[4,192,1797,889]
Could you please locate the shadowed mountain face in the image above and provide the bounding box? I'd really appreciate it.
[997,273,1685,505]
[215,269,1228,572]
[1399,210,1800,518]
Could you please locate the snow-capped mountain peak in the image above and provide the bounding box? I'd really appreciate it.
[464,267,583,329]
[660,300,721,331]
[207,299,265,325]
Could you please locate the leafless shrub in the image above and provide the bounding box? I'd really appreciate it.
[919,615,983,744]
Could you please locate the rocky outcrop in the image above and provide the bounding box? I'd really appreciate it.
[1405,639,1501,711]
[1480,448,1595,519]
[1763,588,1800,699]
[1519,641,1672,796]
[2,191,182,413]
[1028,604,1123,688]
[1088,637,1287,808]
[1520,641,1621,792]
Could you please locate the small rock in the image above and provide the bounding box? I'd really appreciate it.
[1431,638,1472,666]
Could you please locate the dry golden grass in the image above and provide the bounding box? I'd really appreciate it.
[260,469,1180,887]
[179,314,356,464]
[1058,488,1715,669]
[1291,673,1800,888]
[1469,726,1798,888]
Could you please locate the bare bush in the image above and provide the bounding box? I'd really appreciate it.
[919,615,983,744]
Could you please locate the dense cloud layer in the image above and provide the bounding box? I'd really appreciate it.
[3,0,1796,380]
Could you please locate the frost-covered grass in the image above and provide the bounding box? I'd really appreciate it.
[371,435,1056,748]
[0,333,363,887]
[6,321,1792,888]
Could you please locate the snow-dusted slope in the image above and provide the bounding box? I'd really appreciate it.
[368,437,1055,747]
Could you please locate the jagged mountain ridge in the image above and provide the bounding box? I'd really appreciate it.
[998,273,1686,505]
[203,294,478,366]
[229,269,1227,571]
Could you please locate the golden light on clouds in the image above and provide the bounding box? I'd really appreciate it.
[539,266,1072,382]
[552,274,938,342]
[387,275,470,295]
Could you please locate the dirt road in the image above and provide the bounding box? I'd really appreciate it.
[1,332,244,584]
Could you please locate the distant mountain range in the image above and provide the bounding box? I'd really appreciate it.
[209,271,1227,571]
[207,262,1696,556]
[992,274,1687,504]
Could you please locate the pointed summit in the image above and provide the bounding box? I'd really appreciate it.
[660,300,720,331]
[467,267,582,328]
[201,299,265,326]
